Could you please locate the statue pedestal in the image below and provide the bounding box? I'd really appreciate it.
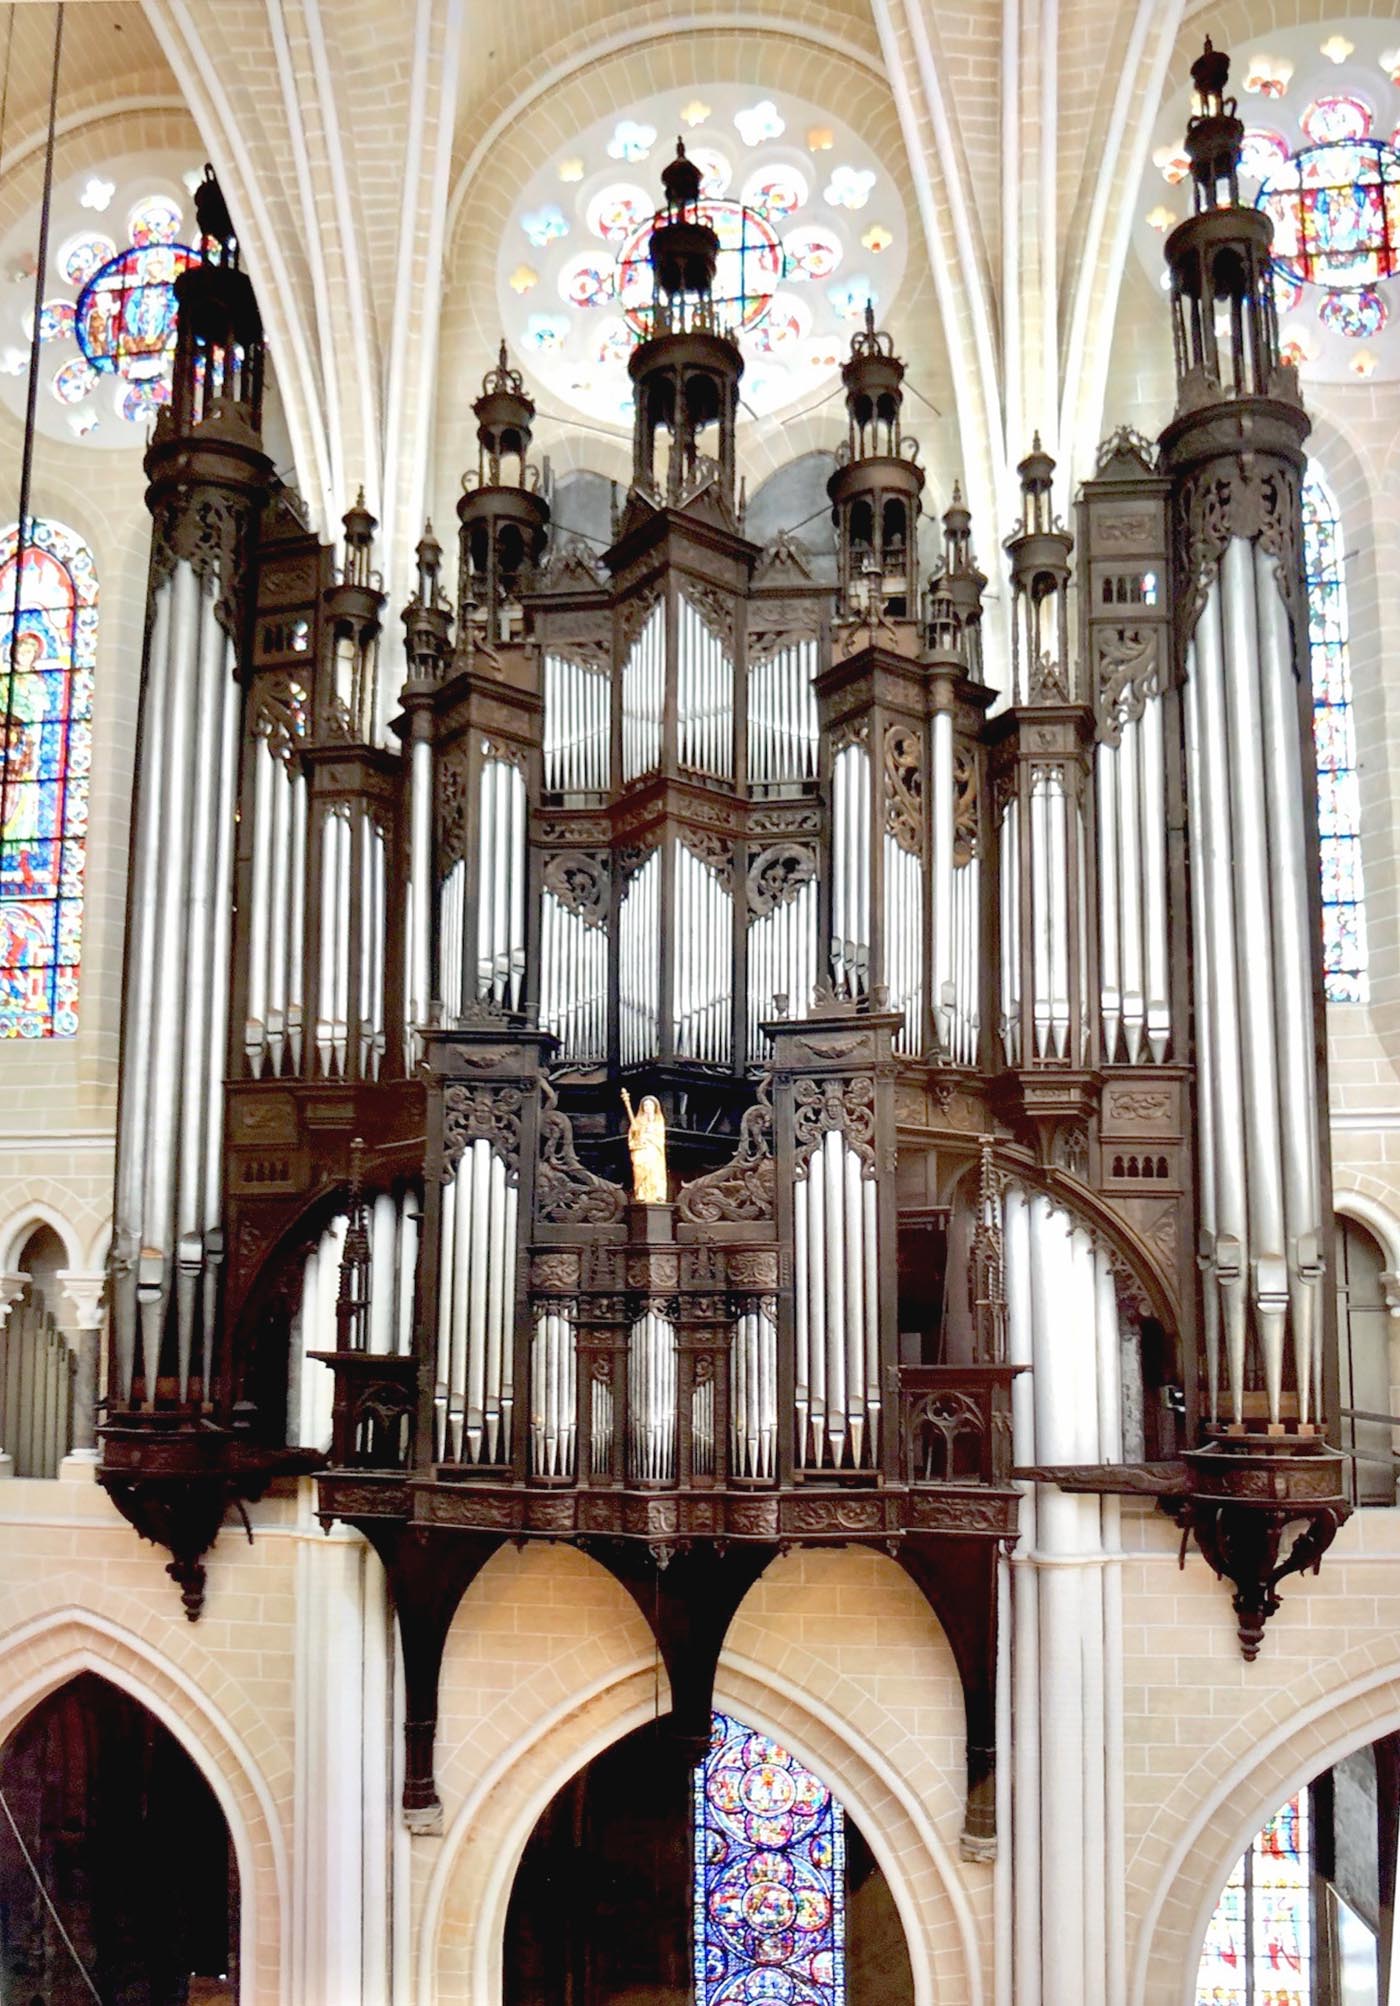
[628,1201,677,1244]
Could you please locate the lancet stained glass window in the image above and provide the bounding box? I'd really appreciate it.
[0,519,96,1036]
[1195,1791,1311,2004]
[694,1711,845,2005]
[1303,473,1368,1003]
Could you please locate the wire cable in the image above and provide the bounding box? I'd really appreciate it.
[0,1777,105,2003]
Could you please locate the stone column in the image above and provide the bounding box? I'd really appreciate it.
[58,1269,106,1461]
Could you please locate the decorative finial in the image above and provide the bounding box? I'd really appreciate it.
[864,301,876,336]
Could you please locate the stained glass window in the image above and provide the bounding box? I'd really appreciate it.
[1196,1792,1312,2005]
[0,519,96,1037]
[694,1711,845,2006]
[1303,472,1368,1003]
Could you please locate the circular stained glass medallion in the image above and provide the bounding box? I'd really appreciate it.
[59,233,116,287]
[76,242,199,380]
[1300,94,1373,144]
[1319,286,1388,337]
[1256,139,1400,288]
[499,84,904,424]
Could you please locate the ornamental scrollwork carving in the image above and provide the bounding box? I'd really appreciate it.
[251,673,309,761]
[442,1082,523,1180]
[792,1075,877,1178]
[617,842,656,889]
[682,578,734,648]
[619,587,661,653]
[437,746,471,872]
[677,1081,775,1223]
[542,851,609,928]
[883,724,924,857]
[151,488,253,638]
[681,829,734,889]
[1095,628,1162,746]
[953,750,979,864]
[746,842,816,918]
[535,1079,627,1224]
[1179,461,1303,649]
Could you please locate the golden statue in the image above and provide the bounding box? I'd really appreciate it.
[622,1090,668,1205]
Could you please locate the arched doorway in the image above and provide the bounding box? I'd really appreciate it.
[0,1672,239,2004]
[503,1710,914,2005]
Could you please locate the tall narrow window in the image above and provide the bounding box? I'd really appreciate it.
[1303,472,1368,1004]
[0,518,96,1037]
[1196,1791,1311,2003]
[695,1711,846,2005]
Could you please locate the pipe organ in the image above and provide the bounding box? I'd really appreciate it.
[101,78,1351,1848]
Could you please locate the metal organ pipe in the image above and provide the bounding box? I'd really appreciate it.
[883,834,924,1053]
[408,734,433,1041]
[540,890,608,1062]
[831,742,871,999]
[622,602,664,781]
[731,1308,777,1481]
[628,1311,677,1483]
[795,1130,879,1469]
[999,798,1021,1065]
[931,709,955,1047]
[543,653,610,793]
[747,876,816,1061]
[1187,581,1250,1425]
[747,639,819,784]
[619,850,661,1066]
[114,559,243,1409]
[434,1140,518,1464]
[1255,544,1324,1422]
[474,757,528,1010]
[531,1311,576,1478]
[673,843,732,1064]
[677,597,733,779]
[952,857,977,1065]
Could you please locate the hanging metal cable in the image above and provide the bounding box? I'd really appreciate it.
[8,1,65,684]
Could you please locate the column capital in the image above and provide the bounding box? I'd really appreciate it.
[57,1268,106,1330]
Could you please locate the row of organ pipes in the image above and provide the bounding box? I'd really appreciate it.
[109,95,1335,1508]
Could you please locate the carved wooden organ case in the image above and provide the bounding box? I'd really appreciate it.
[99,91,1349,1848]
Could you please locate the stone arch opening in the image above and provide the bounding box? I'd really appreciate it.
[0,1670,240,2004]
[501,1708,915,2006]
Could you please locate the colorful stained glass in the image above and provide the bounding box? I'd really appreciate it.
[31,300,75,344]
[1301,94,1372,145]
[58,232,116,287]
[75,242,198,382]
[51,358,96,406]
[1256,140,1400,289]
[1270,267,1304,313]
[691,148,733,199]
[1304,474,1368,1005]
[1318,286,1387,337]
[694,1713,845,2006]
[127,194,182,247]
[1196,1792,1310,2005]
[557,253,614,310]
[586,184,652,246]
[117,377,171,423]
[0,519,96,1038]
[741,165,809,223]
[521,205,569,250]
[616,200,783,338]
[783,226,843,282]
[1239,129,1290,180]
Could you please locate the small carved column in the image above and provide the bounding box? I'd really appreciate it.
[58,1270,106,1458]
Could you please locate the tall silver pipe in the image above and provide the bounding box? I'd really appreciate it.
[1139,694,1170,1063]
[931,708,954,1048]
[1190,583,1249,1422]
[246,739,273,1071]
[409,735,433,1036]
[1117,718,1144,1063]
[1000,799,1020,1065]
[1255,542,1324,1422]
[1097,743,1122,1063]
[1222,535,1287,1420]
